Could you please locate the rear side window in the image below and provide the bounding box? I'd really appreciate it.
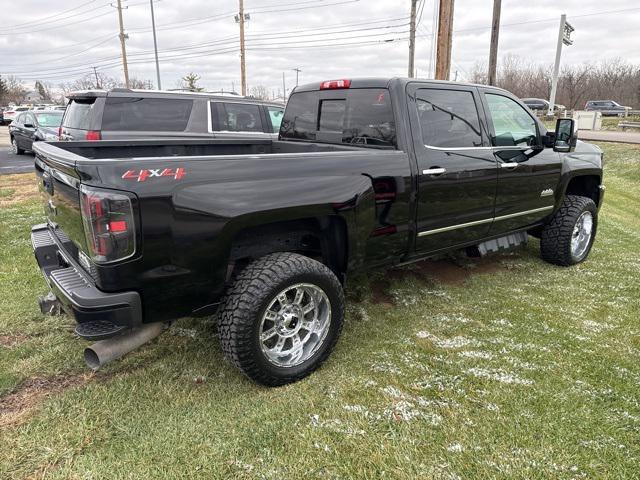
[102,97,192,132]
[63,98,97,129]
[267,106,284,133]
[415,88,483,148]
[281,89,396,147]
[211,102,264,132]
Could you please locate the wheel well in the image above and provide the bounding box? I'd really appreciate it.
[565,175,601,206]
[228,217,348,281]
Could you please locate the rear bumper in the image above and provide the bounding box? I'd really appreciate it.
[31,224,142,328]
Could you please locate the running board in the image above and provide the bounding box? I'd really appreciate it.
[476,232,528,256]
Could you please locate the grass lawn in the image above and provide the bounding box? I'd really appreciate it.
[1,143,639,479]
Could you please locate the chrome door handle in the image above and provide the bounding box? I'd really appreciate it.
[422,167,446,175]
[500,162,519,169]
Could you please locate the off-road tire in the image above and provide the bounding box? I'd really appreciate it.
[540,195,597,266]
[11,137,25,155]
[217,252,344,386]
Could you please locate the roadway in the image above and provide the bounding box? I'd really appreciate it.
[0,126,37,175]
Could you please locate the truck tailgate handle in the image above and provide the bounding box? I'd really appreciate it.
[422,167,446,176]
[500,162,519,169]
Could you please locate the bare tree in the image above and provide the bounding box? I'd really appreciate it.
[181,73,203,92]
[469,55,640,108]
[249,85,270,100]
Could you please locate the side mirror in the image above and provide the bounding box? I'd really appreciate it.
[554,118,577,153]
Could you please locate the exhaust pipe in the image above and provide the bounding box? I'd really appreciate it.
[84,322,166,370]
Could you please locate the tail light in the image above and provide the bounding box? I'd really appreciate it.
[85,130,101,140]
[320,79,351,90]
[80,185,135,263]
[57,126,62,138]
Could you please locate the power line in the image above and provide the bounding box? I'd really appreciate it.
[0,0,104,32]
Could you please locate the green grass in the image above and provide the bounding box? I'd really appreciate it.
[1,143,639,479]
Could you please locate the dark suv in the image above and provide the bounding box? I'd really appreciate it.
[59,89,284,141]
[584,100,629,116]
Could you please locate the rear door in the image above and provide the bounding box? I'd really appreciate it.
[479,89,561,234]
[407,82,498,253]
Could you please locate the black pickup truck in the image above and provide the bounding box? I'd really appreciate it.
[31,78,604,386]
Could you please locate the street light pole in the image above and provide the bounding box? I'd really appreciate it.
[149,0,161,89]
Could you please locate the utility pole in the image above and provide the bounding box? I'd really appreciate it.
[408,0,418,77]
[92,66,101,89]
[548,14,574,115]
[282,72,286,99]
[434,0,454,80]
[115,0,130,88]
[488,0,501,86]
[236,0,247,96]
[149,0,161,89]
[292,68,301,86]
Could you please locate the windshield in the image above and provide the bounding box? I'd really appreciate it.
[35,112,63,127]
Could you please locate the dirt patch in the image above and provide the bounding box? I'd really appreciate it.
[413,256,506,285]
[0,173,39,207]
[0,333,29,347]
[0,374,90,428]
[370,255,510,304]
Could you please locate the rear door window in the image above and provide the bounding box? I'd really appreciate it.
[102,97,192,131]
[63,98,97,130]
[415,88,483,148]
[211,102,264,133]
[281,88,396,147]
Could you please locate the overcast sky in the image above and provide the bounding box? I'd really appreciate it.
[0,0,638,95]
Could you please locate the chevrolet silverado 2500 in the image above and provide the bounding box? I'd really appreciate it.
[31,78,604,386]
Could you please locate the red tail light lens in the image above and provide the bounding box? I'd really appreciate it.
[320,79,351,90]
[80,185,135,263]
[58,126,62,138]
[85,130,101,140]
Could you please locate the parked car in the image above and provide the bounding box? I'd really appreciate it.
[9,110,64,154]
[521,98,565,113]
[584,100,630,116]
[2,105,30,124]
[58,89,285,141]
[0,110,3,125]
[31,77,604,386]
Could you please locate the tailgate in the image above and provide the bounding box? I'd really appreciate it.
[34,142,87,262]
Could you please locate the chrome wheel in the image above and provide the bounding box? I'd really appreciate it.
[571,211,593,260]
[259,283,331,368]
[11,138,18,154]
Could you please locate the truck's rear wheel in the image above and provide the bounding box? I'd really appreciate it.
[217,252,344,386]
[540,195,597,266]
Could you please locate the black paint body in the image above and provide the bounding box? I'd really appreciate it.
[32,78,604,326]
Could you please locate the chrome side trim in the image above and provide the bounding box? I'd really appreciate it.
[418,217,493,237]
[422,144,536,152]
[417,205,554,237]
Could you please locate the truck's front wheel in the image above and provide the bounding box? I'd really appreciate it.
[540,195,597,266]
[217,252,344,386]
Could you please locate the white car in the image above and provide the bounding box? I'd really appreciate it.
[3,106,30,124]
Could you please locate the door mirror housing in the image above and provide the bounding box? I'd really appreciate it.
[553,118,577,153]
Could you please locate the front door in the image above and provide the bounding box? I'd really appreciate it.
[479,90,562,234]
[407,83,498,254]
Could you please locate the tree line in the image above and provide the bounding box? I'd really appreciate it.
[470,56,640,109]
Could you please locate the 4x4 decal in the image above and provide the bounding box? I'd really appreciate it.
[122,168,185,182]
